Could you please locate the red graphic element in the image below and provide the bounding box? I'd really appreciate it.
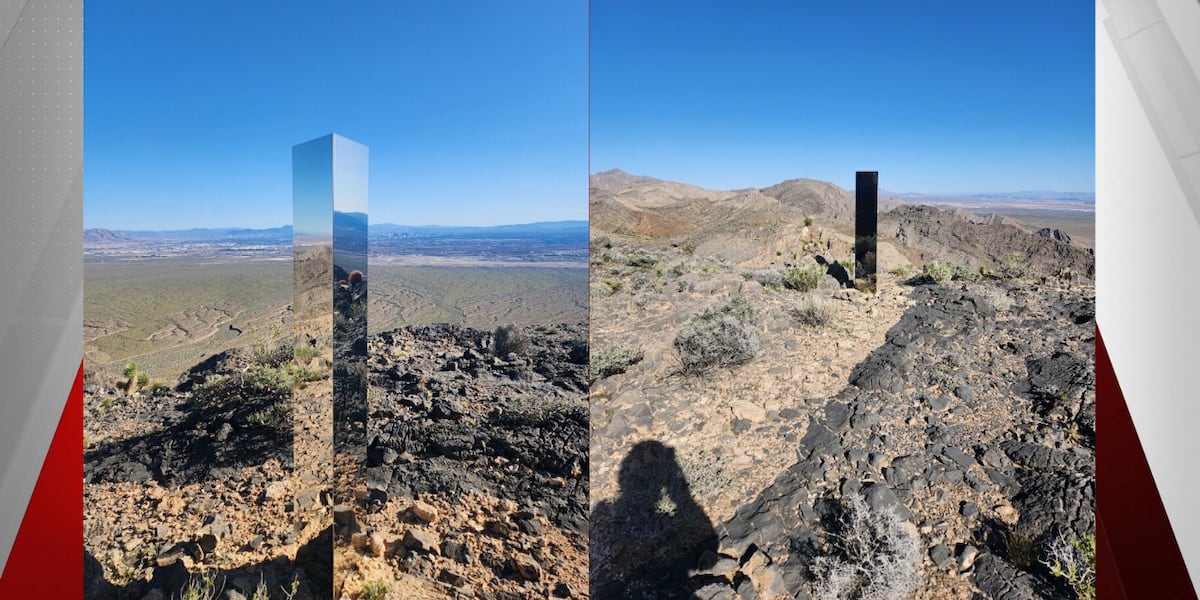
[348,270,363,285]
[1097,327,1196,598]
[0,361,83,596]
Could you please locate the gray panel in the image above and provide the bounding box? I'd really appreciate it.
[1104,0,1200,229]
[0,0,82,574]
[1104,0,1165,37]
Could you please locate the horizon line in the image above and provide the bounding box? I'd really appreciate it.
[83,218,590,233]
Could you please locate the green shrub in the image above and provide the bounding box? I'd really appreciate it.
[784,263,824,292]
[804,216,814,227]
[247,401,293,429]
[361,580,389,600]
[180,573,223,600]
[192,366,291,408]
[889,264,914,279]
[1000,251,1027,279]
[591,341,645,382]
[674,296,759,375]
[1044,533,1095,600]
[119,362,142,394]
[294,344,318,364]
[924,259,957,285]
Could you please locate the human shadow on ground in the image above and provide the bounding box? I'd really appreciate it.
[590,440,718,599]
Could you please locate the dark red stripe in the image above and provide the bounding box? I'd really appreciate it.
[1096,515,1126,600]
[0,361,83,596]
[1097,326,1196,598]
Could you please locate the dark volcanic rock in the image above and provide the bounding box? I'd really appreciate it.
[366,322,589,534]
[717,282,1094,598]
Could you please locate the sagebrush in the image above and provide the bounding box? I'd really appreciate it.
[591,341,645,382]
[674,296,759,375]
[812,494,922,600]
[792,294,834,327]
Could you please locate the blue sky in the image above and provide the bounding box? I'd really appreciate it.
[590,2,1095,195]
[84,1,587,230]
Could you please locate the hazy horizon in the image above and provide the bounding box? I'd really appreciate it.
[84,218,590,234]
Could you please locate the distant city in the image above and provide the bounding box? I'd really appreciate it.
[82,220,590,264]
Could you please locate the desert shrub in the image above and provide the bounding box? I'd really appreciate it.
[293,344,318,364]
[752,269,784,289]
[626,255,658,268]
[784,263,825,292]
[972,286,1014,313]
[804,215,814,227]
[924,259,958,285]
[192,366,292,408]
[1004,529,1042,571]
[604,279,624,294]
[1044,533,1096,600]
[812,494,922,600]
[591,341,645,382]
[492,324,530,357]
[361,580,389,600]
[248,339,293,369]
[180,573,223,600]
[890,264,914,279]
[1000,251,1027,279]
[674,296,759,375]
[119,361,142,394]
[247,401,293,429]
[792,294,835,327]
[251,576,271,600]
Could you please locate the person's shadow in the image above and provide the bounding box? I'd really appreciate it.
[590,440,718,599]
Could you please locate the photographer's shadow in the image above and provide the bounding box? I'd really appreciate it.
[591,440,718,599]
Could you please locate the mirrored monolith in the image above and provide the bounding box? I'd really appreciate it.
[330,134,369,506]
[855,171,878,293]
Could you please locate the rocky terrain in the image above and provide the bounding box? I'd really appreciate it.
[588,170,1095,599]
[346,321,590,599]
[84,264,590,600]
[84,341,333,600]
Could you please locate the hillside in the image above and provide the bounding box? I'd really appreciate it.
[588,171,1094,599]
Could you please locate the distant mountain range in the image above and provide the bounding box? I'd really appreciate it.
[84,220,588,244]
[879,190,1095,205]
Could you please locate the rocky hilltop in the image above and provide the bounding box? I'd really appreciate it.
[590,169,1094,278]
[588,171,1094,599]
[84,310,589,599]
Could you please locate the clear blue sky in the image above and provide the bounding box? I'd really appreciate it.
[84,1,587,230]
[591,2,1095,195]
